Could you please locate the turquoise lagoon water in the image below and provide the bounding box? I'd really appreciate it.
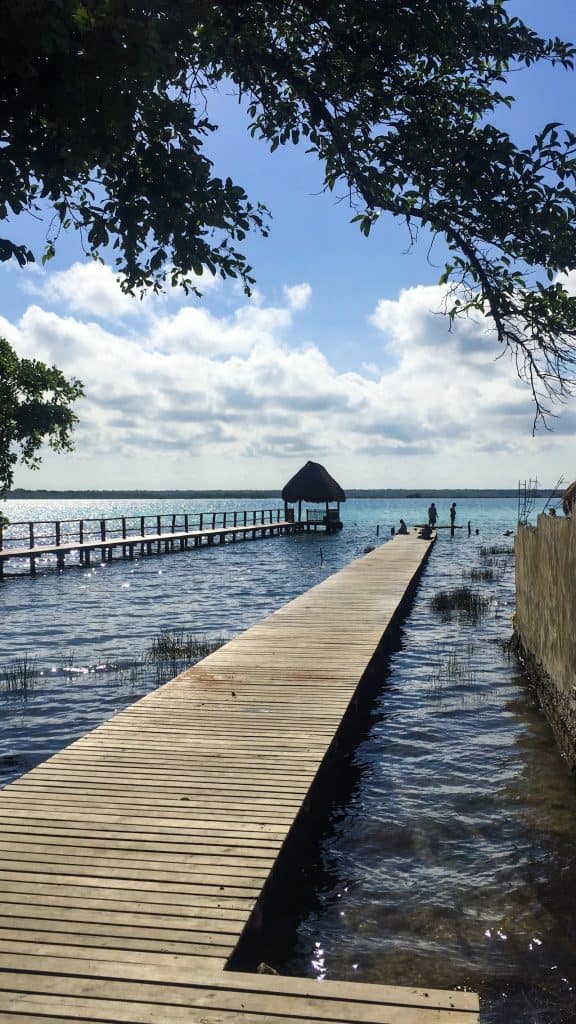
[2,494,576,1022]
[0,495,517,669]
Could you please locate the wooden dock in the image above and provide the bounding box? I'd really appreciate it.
[0,507,333,578]
[0,522,293,577]
[0,533,480,1022]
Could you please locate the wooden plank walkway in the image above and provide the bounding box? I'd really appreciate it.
[0,522,296,577]
[0,533,480,1022]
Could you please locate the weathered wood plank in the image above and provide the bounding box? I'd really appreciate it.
[0,952,477,1011]
[0,520,295,573]
[0,536,480,1022]
[0,979,478,1024]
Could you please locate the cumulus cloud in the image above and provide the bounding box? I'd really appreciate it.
[370,283,495,363]
[366,283,528,439]
[25,260,219,321]
[556,269,576,296]
[39,262,141,318]
[283,282,312,311]
[4,267,575,488]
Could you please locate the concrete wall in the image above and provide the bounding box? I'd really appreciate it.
[515,514,576,768]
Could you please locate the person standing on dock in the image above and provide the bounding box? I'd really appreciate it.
[449,502,457,537]
[428,502,438,528]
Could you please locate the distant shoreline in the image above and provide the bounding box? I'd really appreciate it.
[5,488,553,500]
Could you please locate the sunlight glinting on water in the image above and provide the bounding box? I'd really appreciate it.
[3,495,576,1021]
[271,522,576,1024]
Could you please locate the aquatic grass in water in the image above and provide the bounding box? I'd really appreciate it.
[465,567,495,582]
[426,643,492,709]
[272,520,576,1022]
[87,631,227,688]
[430,587,490,623]
[0,632,226,698]
[145,631,226,686]
[479,544,515,557]
[479,556,511,574]
[2,495,574,1022]
[148,631,223,663]
[0,655,37,695]
[427,644,477,693]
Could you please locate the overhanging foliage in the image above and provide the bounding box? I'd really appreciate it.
[1,0,576,426]
[0,338,84,496]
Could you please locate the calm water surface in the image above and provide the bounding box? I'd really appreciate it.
[2,495,575,1022]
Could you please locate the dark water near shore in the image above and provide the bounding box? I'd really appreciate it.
[1,496,576,1021]
[273,531,576,1023]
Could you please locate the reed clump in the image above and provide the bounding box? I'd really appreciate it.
[428,645,477,692]
[0,655,37,695]
[430,587,490,623]
[107,632,227,688]
[479,544,515,557]
[466,567,495,582]
[148,631,223,663]
[1,634,226,697]
[144,631,227,687]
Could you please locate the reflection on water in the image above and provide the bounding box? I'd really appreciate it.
[4,496,576,1019]
[276,534,576,1024]
[1,497,396,784]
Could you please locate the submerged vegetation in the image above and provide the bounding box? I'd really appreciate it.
[428,643,478,694]
[466,567,496,582]
[0,655,37,695]
[148,630,221,663]
[146,631,226,683]
[479,544,515,557]
[430,586,490,623]
[0,632,226,696]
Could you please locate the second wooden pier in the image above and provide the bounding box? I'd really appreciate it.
[0,532,480,1021]
[0,507,334,577]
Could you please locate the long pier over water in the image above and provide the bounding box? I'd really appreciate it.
[0,533,479,1021]
[0,507,332,577]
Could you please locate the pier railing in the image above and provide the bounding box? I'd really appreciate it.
[0,508,285,552]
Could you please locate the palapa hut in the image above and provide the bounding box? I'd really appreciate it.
[281,460,345,531]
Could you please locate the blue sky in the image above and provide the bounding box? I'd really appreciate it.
[2,0,576,491]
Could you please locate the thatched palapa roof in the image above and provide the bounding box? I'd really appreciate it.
[281,461,346,504]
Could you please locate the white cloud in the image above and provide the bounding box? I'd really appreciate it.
[32,262,142,319]
[4,270,575,489]
[557,269,576,296]
[25,260,219,321]
[148,295,298,356]
[283,283,312,311]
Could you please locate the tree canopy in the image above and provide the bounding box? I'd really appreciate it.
[1,0,576,429]
[0,338,83,496]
